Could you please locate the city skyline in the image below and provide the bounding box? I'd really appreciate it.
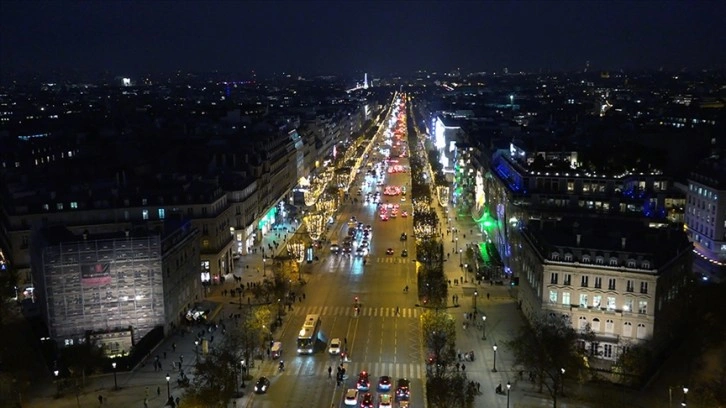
[1,0,726,79]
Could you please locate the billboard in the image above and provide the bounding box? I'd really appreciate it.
[81,262,112,286]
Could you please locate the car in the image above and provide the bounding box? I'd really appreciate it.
[386,248,394,255]
[378,393,392,408]
[378,375,392,391]
[330,244,340,254]
[401,249,408,257]
[356,371,371,391]
[401,197,406,202]
[344,389,359,406]
[398,401,409,408]
[355,248,366,257]
[360,242,369,250]
[360,392,374,408]
[328,338,342,355]
[254,376,270,394]
[401,211,408,217]
[396,378,410,400]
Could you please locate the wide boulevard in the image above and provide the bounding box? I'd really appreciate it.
[246,101,424,408]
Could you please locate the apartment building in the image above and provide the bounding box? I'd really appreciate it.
[30,220,201,351]
[685,152,726,280]
[517,216,692,361]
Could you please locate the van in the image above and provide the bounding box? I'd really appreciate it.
[270,341,282,359]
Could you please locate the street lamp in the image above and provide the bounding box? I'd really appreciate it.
[473,290,478,312]
[455,237,459,251]
[560,367,565,395]
[194,340,199,361]
[165,373,171,399]
[54,369,60,398]
[492,344,498,372]
[681,386,688,407]
[240,360,246,388]
[482,315,487,340]
[507,381,512,408]
[111,361,118,390]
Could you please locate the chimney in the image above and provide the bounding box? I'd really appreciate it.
[621,237,626,249]
[576,234,581,246]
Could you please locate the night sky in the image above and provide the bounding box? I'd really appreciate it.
[1,0,725,77]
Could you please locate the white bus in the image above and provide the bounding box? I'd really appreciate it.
[297,314,321,354]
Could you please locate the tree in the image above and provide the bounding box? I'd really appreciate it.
[505,313,587,408]
[182,327,246,407]
[421,310,456,376]
[612,342,653,387]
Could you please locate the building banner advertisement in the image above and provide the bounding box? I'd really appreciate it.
[81,262,112,286]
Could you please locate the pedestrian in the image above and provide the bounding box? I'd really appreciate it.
[328,366,332,378]
[157,386,161,396]
[487,292,490,300]
[98,395,104,405]
[164,351,167,359]
[456,362,460,371]
[477,382,481,392]
[461,363,466,372]
[144,398,148,408]
[172,343,177,352]
[303,293,306,300]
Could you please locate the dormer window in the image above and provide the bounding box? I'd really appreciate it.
[609,258,619,266]
[641,260,651,269]
[627,259,637,268]
[582,255,591,263]
[551,252,560,261]
[142,198,148,205]
[564,253,573,262]
[595,256,604,265]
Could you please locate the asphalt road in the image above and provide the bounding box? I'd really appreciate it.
[246,123,421,407]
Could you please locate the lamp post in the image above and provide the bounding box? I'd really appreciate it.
[165,373,171,399]
[54,369,60,398]
[240,360,246,388]
[194,340,199,361]
[507,381,512,408]
[455,237,459,252]
[473,290,478,312]
[681,386,688,407]
[482,315,487,340]
[492,344,498,372]
[560,368,565,396]
[111,362,118,390]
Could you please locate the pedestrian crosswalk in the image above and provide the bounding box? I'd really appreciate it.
[291,305,420,318]
[281,360,424,380]
[375,257,410,264]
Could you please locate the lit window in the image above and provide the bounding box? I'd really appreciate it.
[158,209,165,219]
[70,202,78,209]
[549,290,557,303]
[142,209,149,220]
[562,292,570,305]
[56,203,63,210]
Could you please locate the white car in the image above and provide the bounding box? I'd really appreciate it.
[328,338,342,355]
[344,389,359,406]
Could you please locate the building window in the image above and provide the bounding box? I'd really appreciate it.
[578,316,588,330]
[124,210,129,221]
[187,208,194,216]
[158,208,165,219]
[609,257,619,266]
[626,280,634,292]
[549,290,558,303]
[638,300,648,314]
[605,319,614,333]
[595,256,604,265]
[624,298,633,312]
[608,278,616,290]
[593,295,602,308]
[623,322,633,337]
[551,252,560,261]
[592,318,601,331]
[564,274,571,285]
[627,259,636,268]
[603,344,613,358]
[202,239,210,248]
[70,201,78,209]
[594,277,602,289]
[582,255,591,263]
[636,323,647,339]
[579,294,588,308]
[56,203,64,210]
[562,292,570,305]
[550,273,558,284]
[640,282,648,294]
[642,260,651,269]
[581,276,589,287]
[564,253,573,262]
[142,198,148,205]
[142,209,149,220]
[607,296,616,310]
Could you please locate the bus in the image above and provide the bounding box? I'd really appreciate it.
[297,314,321,354]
